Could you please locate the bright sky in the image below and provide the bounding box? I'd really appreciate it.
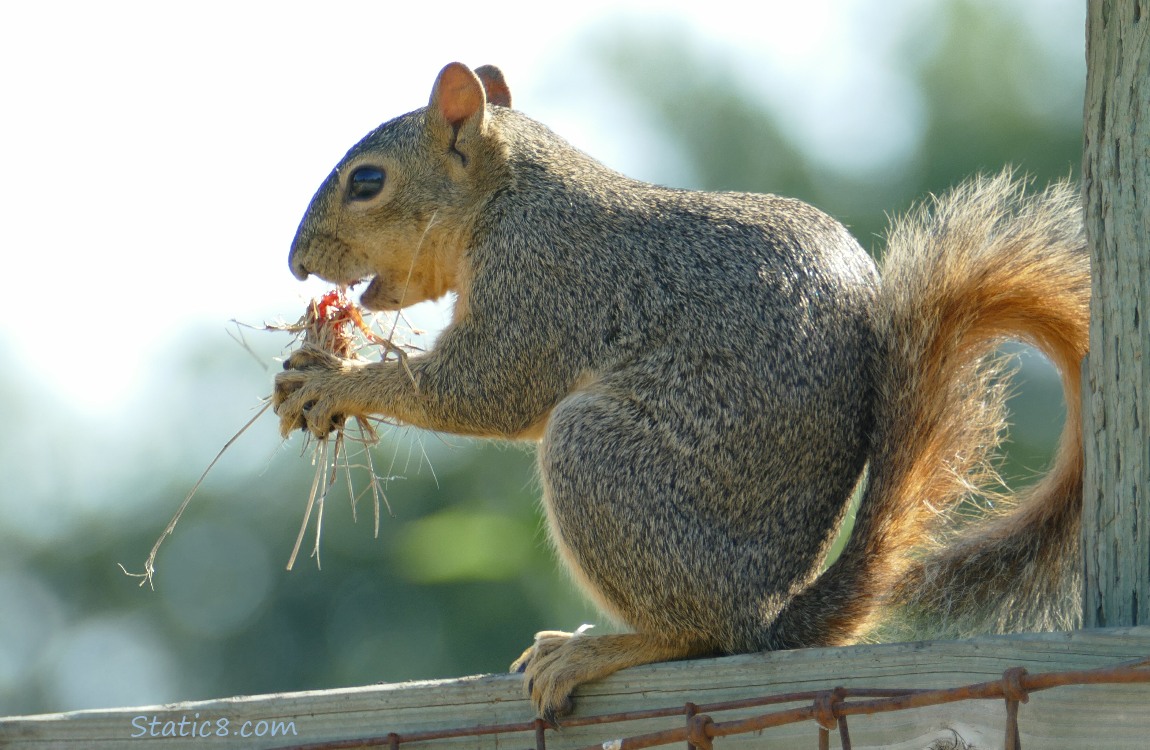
[0,0,1078,419]
[0,0,943,412]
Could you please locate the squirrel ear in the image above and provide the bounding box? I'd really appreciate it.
[474,65,512,108]
[430,62,486,128]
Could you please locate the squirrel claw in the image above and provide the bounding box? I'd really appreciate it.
[540,702,570,730]
[272,353,363,438]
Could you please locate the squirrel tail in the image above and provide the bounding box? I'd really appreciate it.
[768,171,1089,648]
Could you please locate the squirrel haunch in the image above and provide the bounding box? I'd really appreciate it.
[273,62,1088,722]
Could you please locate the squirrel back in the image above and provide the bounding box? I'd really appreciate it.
[276,63,1089,719]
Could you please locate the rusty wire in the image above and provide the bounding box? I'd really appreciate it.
[276,656,1150,750]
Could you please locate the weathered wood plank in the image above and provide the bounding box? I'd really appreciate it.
[1082,0,1150,628]
[3,628,1149,750]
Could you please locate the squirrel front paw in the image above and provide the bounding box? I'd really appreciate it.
[273,348,367,438]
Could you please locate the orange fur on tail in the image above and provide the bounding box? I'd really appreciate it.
[770,173,1088,647]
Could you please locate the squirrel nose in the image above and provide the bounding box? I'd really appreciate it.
[289,254,310,281]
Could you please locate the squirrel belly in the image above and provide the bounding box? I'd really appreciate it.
[274,62,1088,721]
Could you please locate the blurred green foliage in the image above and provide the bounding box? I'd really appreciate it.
[583,0,1082,245]
[0,0,1083,716]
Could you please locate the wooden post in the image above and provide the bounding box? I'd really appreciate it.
[1082,0,1150,627]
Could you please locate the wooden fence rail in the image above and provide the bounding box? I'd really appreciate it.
[3,628,1149,750]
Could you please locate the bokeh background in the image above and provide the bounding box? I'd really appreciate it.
[0,0,1083,715]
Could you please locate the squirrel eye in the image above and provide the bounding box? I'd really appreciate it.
[348,166,385,200]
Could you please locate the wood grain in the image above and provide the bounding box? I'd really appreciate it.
[4,628,1150,750]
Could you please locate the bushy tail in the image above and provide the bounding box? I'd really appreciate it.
[768,172,1089,649]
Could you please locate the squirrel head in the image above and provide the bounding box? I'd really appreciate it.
[289,62,513,311]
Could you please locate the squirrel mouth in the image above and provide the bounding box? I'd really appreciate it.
[359,275,399,311]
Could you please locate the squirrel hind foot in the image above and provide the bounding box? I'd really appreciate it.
[513,630,710,722]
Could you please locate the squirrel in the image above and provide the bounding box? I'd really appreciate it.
[273,62,1089,722]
